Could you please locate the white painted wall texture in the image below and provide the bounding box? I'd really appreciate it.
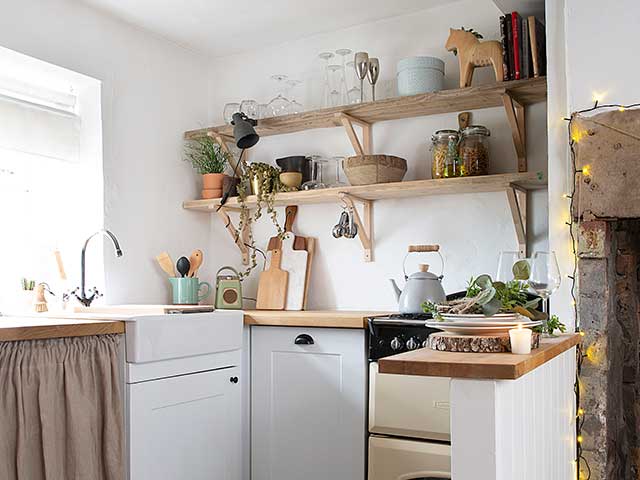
[206,0,549,310]
[546,0,640,328]
[0,0,211,304]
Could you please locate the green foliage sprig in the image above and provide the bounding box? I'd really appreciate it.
[184,136,230,174]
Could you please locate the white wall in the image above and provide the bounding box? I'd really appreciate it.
[0,0,212,304]
[546,0,640,327]
[206,0,549,310]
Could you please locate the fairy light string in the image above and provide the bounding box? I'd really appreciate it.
[566,99,640,480]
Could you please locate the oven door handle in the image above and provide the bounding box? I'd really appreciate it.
[294,334,314,345]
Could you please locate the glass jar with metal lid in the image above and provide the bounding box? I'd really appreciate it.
[430,129,459,179]
[459,125,490,176]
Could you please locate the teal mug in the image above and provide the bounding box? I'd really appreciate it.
[169,277,211,305]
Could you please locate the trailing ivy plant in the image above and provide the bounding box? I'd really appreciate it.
[184,136,230,174]
[235,161,295,279]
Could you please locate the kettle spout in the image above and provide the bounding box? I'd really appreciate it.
[389,279,402,302]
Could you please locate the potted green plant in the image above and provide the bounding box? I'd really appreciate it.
[184,136,231,199]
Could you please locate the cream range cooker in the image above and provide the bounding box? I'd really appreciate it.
[367,315,451,480]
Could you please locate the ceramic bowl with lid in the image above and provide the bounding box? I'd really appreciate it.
[397,56,445,96]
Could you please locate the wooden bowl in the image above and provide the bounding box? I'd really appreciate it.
[343,155,407,185]
[279,172,303,189]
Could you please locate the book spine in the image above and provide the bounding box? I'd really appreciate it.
[528,16,539,77]
[499,16,509,81]
[506,15,514,80]
[537,19,547,76]
[522,17,529,79]
[511,12,521,80]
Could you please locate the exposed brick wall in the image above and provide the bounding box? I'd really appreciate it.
[578,220,640,480]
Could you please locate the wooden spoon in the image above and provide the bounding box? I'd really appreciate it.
[188,249,203,277]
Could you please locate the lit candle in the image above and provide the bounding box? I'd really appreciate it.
[509,324,532,355]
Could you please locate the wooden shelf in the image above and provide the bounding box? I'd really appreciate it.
[185,77,546,140]
[183,172,545,211]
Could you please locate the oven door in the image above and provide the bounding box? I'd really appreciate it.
[369,362,450,441]
[368,435,451,480]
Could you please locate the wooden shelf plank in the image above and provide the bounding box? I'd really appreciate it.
[183,172,546,211]
[185,77,546,140]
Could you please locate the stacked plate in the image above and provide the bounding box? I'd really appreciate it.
[426,313,543,335]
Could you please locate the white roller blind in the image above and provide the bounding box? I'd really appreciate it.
[0,78,80,163]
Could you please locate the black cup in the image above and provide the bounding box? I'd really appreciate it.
[276,156,311,183]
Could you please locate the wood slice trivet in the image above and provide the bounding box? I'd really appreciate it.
[427,332,540,353]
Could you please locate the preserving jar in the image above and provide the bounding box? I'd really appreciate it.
[460,125,490,176]
[431,129,459,179]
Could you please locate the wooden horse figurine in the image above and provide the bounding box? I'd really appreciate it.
[445,27,504,88]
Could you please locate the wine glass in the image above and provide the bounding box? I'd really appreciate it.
[346,61,361,104]
[335,49,352,104]
[318,52,335,108]
[496,251,524,282]
[327,64,343,107]
[354,52,369,103]
[267,74,291,116]
[367,58,380,101]
[329,156,347,187]
[223,102,240,124]
[529,251,561,313]
[286,80,304,114]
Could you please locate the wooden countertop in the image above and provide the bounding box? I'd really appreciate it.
[243,310,392,329]
[378,333,581,380]
[0,316,125,342]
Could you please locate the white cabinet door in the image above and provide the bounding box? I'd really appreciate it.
[251,326,366,480]
[128,367,241,480]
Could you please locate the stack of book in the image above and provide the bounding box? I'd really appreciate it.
[499,13,546,81]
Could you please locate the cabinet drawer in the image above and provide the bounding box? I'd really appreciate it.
[251,326,366,480]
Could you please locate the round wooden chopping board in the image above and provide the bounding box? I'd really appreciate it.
[427,331,541,353]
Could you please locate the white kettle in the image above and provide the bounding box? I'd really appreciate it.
[390,245,446,314]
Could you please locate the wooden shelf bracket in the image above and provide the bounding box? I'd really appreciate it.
[339,192,373,262]
[505,185,527,257]
[502,92,527,172]
[335,112,372,156]
[216,207,250,265]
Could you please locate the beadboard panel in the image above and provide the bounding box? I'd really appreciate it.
[451,347,576,479]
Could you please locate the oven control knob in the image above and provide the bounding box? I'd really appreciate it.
[422,339,429,349]
[406,337,421,350]
[390,336,404,351]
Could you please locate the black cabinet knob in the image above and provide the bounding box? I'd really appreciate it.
[294,334,314,345]
[230,376,239,384]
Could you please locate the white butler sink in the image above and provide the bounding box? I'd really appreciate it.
[123,309,243,364]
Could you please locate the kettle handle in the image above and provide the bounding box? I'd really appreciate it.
[402,248,445,280]
[408,244,440,253]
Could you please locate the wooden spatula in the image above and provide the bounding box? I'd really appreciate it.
[188,249,203,277]
[256,248,288,310]
[156,252,176,277]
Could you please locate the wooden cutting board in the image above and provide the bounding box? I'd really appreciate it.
[267,206,307,251]
[280,234,308,310]
[256,248,288,310]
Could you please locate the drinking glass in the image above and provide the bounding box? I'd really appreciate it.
[268,74,292,116]
[335,49,352,104]
[223,102,240,124]
[346,61,361,104]
[239,99,259,119]
[286,79,304,114]
[529,251,561,313]
[318,52,335,108]
[257,103,270,119]
[302,155,327,190]
[354,52,369,103]
[329,156,347,187]
[496,251,524,282]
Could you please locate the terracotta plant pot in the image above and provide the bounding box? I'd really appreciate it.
[202,173,224,190]
[202,188,223,199]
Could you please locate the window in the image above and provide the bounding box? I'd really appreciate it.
[0,46,102,312]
